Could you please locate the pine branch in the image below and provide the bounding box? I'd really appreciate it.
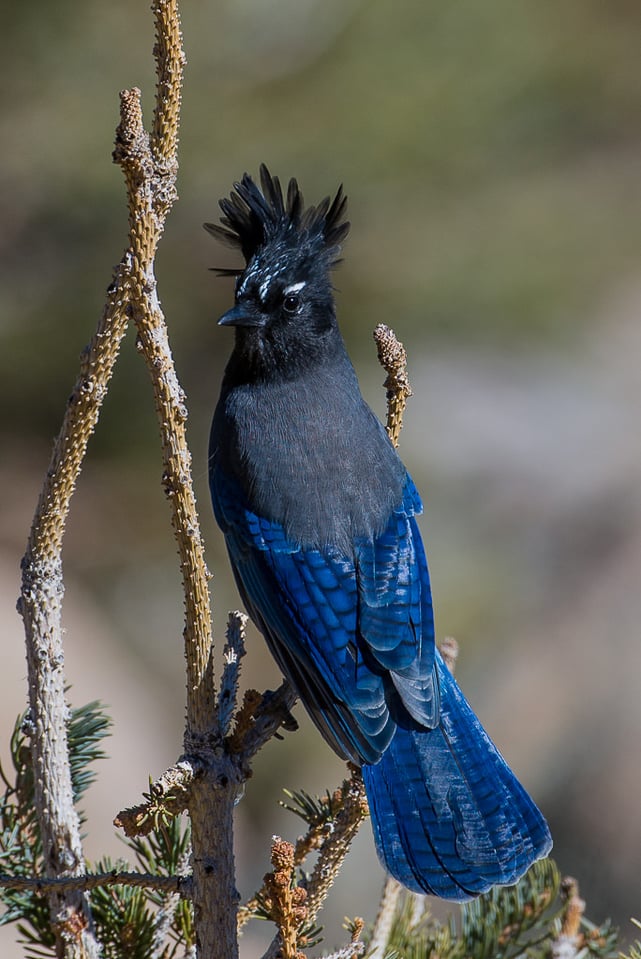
[244,768,368,959]
[112,4,212,734]
[112,4,242,956]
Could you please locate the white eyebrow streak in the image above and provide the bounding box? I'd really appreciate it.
[284,281,306,295]
[258,276,272,302]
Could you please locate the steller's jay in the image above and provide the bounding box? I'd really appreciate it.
[205,165,552,899]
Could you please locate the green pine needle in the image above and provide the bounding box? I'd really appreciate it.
[280,787,339,826]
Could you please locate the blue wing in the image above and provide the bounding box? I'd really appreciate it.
[212,469,436,765]
[212,465,552,898]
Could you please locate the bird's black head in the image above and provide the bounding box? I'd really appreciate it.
[205,165,350,380]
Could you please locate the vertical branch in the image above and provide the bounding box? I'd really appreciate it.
[114,4,213,744]
[17,3,198,958]
[18,261,131,956]
[115,4,234,957]
[151,0,183,164]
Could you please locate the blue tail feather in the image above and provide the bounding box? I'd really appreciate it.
[363,652,552,900]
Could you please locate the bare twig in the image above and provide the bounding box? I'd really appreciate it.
[373,323,412,447]
[114,9,212,736]
[229,680,298,762]
[0,870,189,896]
[15,4,188,957]
[217,611,248,736]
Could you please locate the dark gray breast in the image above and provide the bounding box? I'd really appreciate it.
[211,353,407,552]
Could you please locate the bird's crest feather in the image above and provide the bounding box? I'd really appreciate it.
[204,164,350,268]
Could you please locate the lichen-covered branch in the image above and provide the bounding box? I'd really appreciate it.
[217,611,248,737]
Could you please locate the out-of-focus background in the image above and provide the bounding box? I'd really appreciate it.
[2,1,641,955]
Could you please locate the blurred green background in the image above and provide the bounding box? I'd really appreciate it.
[2,0,641,954]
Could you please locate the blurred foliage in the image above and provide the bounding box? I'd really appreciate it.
[2,0,641,451]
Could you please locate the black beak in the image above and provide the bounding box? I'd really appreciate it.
[217,304,264,328]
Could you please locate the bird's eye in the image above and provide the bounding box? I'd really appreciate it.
[282,292,301,314]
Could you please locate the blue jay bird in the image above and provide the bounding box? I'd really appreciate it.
[205,166,552,900]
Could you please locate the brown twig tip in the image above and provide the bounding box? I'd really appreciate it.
[264,838,308,959]
[113,88,146,160]
[373,324,412,448]
[560,876,585,939]
[349,917,365,945]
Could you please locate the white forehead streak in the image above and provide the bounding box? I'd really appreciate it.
[284,281,306,295]
[258,276,273,302]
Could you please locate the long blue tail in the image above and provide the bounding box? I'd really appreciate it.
[362,652,552,899]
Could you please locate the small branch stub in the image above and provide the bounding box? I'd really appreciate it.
[373,323,412,448]
[551,876,586,959]
[114,760,196,838]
